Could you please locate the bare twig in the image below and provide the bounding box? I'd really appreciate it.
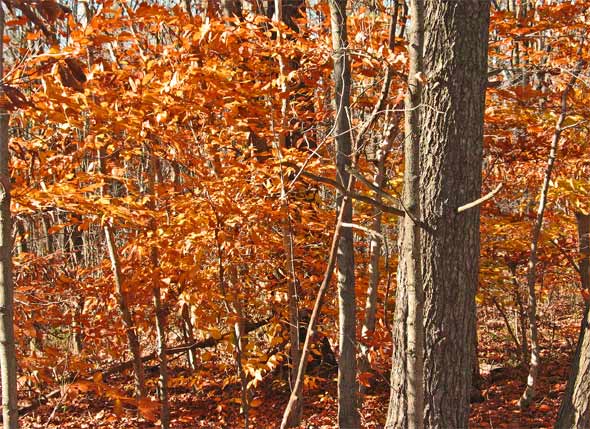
[355,2,400,144]
[549,238,581,274]
[340,222,384,239]
[491,297,521,353]
[10,318,271,421]
[283,162,406,216]
[345,165,398,203]
[346,165,431,230]
[457,183,503,213]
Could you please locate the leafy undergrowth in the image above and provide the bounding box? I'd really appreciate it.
[16,307,582,429]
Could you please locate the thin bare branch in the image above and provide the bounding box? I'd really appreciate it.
[283,162,405,216]
[457,183,503,213]
[549,238,581,274]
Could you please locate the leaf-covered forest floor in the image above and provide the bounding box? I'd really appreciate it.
[14,301,583,429]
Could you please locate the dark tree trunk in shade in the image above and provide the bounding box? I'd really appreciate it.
[267,0,305,32]
[221,0,242,18]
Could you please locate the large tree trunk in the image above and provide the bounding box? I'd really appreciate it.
[555,213,590,428]
[329,0,360,426]
[387,2,490,428]
[0,7,18,428]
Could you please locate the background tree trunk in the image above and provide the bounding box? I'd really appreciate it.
[104,225,147,398]
[359,3,400,382]
[181,303,197,370]
[221,0,241,18]
[387,2,490,427]
[518,58,584,410]
[274,0,302,403]
[279,186,353,429]
[385,0,424,427]
[329,0,360,426]
[147,154,170,429]
[0,6,18,428]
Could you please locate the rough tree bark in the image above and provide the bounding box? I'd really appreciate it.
[0,6,18,428]
[554,212,590,428]
[329,0,360,426]
[387,2,490,427]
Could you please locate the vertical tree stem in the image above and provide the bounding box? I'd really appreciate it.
[104,225,146,398]
[0,5,18,428]
[519,58,585,409]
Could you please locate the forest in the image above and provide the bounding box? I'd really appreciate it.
[0,0,589,428]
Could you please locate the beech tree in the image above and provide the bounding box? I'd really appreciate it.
[2,1,590,428]
[328,0,360,425]
[387,1,490,427]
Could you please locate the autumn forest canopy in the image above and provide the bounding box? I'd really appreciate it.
[0,0,589,428]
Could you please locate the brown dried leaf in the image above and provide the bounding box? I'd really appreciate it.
[137,398,160,422]
[58,64,84,92]
[36,1,71,23]
[65,58,87,83]
[2,85,34,109]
